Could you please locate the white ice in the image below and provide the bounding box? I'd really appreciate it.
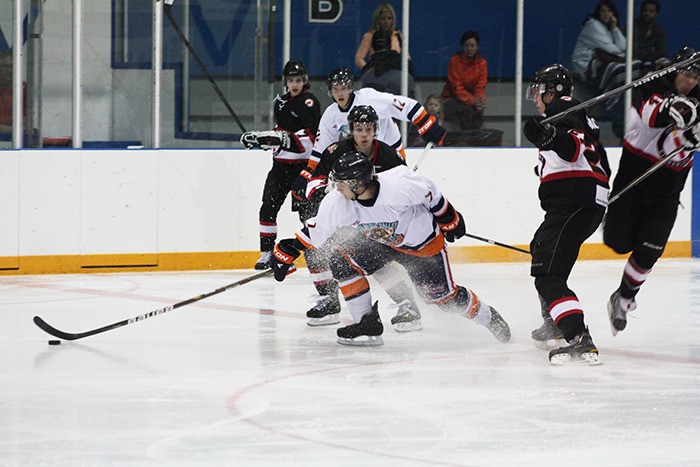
[1,259,699,466]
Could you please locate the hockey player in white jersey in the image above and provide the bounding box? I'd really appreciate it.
[271,151,512,346]
[288,68,448,323]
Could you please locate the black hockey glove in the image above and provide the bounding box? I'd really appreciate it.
[660,96,698,129]
[271,238,303,282]
[523,116,557,150]
[290,168,313,201]
[240,130,291,150]
[683,123,700,152]
[414,112,447,145]
[435,203,466,243]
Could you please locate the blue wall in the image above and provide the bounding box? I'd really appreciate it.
[117,0,700,79]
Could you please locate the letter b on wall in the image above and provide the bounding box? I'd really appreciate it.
[309,0,343,23]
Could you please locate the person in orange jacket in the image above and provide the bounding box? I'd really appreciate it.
[441,31,487,131]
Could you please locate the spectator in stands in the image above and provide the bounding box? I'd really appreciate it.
[440,31,487,131]
[0,50,24,135]
[359,29,416,98]
[409,94,442,147]
[354,4,408,71]
[632,0,668,66]
[571,0,643,138]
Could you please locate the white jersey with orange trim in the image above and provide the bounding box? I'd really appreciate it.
[296,165,448,254]
[309,87,427,169]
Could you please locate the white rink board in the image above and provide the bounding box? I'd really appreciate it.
[0,146,691,257]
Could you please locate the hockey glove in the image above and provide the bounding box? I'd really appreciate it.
[683,123,700,152]
[435,203,466,243]
[523,116,557,150]
[290,168,313,201]
[240,130,291,150]
[661,96,699,129]
[305,176,329,201]
[271,238,302,282]
[414,112,447,145]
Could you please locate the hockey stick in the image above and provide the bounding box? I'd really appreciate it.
[608,145,685,204]
[412,142,434,171]
[541,52,700,125]
[411,142,530,254]
[162,0,247,133]
[465,233,530,255]
[33,269,273,341]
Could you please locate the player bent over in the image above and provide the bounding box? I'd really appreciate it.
[240,60,321,270]
[523,64,610,365]
[302,104,423,331]
[270,151,511,346]
[604,46,700,335]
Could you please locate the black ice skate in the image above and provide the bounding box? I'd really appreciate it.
[306,295,341,326]
[389,300,423,332]
[531,311,567,350]
[337,302,384,346]
[607,288,637,336]
[548,328,602,366]
[255,251,272,270]
[486,306,512,343]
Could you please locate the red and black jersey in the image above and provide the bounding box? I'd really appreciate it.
[535,96,611,211]
[616,75,700,198]
[271,90,321,163]
[314,137,406,179]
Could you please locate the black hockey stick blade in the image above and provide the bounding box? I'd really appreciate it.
[162,3,247,133]
[33,269,273,341]
[465,233,531,255]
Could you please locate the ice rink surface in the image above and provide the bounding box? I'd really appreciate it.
[2,258,699,466]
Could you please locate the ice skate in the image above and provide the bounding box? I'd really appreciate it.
[337,302,384,346]
[531,314,567,350]
[389,300,423,332]
[607,289,637,336]
[255,251,272,270]
[306,294,341,326]
[548,328,602,366]
[486,306,512,343]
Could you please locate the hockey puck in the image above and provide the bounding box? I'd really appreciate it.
[48,340,61,345]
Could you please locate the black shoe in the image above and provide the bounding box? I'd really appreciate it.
[389,300,423,332]
[306,295,341,326]
[531,315,566,350]
[337,302,384,346]
[607,289,636,336]
[549,328,602,366]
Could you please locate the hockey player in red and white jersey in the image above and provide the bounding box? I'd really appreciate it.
[269,151,512,346]
[240,60,321,270]
[604,46,700,335]
[523,64,610,366]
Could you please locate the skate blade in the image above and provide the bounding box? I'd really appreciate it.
[534,338,567,351]
[336,335,384,346]
[549,351,602,366]
[392,320,423,333]
[607,303,626,337]
[307,314,341,327]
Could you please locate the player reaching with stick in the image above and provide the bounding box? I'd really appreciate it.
[270,151,511,346]
[604,46,700,335]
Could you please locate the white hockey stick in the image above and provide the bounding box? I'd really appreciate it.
[412,142,434,171]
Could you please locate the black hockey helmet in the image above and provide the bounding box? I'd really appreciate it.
[330,151,375,192]
[527,64,574,101]
[348,105,379,131]
[326,67,354,95]
[673,46,700,76]
[283,60,309,86]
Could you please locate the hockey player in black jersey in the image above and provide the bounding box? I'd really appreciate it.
[604,46,700,336]
[294,105,424,331]
[240,60,321,270]
[523,64,610,365]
